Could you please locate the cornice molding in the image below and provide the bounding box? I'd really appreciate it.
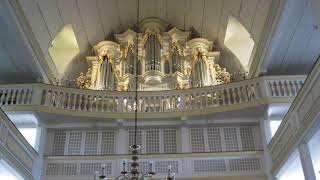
[268,57,320,175]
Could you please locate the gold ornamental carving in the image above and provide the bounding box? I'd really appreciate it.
[75,17,232,91]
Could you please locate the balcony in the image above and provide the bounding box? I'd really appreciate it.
[268,60,320,176]
[44,151,264,179]
[0,75,305,119]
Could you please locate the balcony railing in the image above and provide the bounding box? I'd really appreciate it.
[44,151,264,179]
[0,75,305,119]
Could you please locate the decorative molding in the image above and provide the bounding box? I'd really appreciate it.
[0,108,38,179]
[268,59,320,175]
[43,153,264,179]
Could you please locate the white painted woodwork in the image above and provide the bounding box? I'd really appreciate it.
[268,58,320,177]
[0,75,305,119]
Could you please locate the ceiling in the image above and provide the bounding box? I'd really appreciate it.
[0,1,41,83]
[1,0,319,84]
[261,0,320,75]
[16,0,272,79]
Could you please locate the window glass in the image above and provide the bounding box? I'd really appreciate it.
[270,120,281,137]
[18,127,38,149]
[0,160,24,180]
[277,151,305,180]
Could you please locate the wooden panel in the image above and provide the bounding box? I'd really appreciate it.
[165,0,186,29]
[77,0,105,45]
[97,0,122,37]
[18,0,52,54]
[118,0,137,29]
[139,0,166,21]
[38,0,64,38]
[57,0,84,34]
[203,0,223,41]
[57,0,90,52]
[217,0,242,44]
[185,0,205,35]
[283,2,314,72]
[267,0,308,72]
[303,31,320,73]
[0,42,17,74]
[250,0,271,42]
[239,0,259,32]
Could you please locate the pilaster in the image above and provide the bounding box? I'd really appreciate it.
[298,142,316,180]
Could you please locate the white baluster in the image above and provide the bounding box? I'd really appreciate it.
[72,94,77,110]
[77,94,83,110]
[218,90,224,106]
[269,81,276,96]
[179,94,185,111]
[236,87,242,103]
[66,93,72,109]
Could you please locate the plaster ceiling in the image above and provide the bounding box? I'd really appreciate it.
[16,0,272,79]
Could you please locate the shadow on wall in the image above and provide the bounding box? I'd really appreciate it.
[215,44,247,75]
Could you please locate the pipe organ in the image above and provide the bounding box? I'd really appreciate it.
[77,18,230,91]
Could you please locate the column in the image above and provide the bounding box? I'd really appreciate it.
[31,86,43,105]
[32,126,47,180]
[298,142,317,180]
[259,111,273,180]
[116,128,128,154]
[180,126,190,153]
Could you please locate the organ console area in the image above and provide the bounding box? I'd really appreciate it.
[76,18,231,91]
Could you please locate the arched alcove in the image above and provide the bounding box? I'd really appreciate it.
[224,16,254,71]
[48,24,79,76]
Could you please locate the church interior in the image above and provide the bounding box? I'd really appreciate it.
[0,0,320,180]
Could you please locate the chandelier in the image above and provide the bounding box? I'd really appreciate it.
[95,1,175,180]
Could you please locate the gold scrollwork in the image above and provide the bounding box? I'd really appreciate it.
[214,64,230,84]
[142,31,162,47]
[171,40,184,56]
[76,68,92,89]
[123,39,135,59]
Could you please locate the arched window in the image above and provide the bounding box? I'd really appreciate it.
[145,34,161,71]
[164,60,170,74]
[224,16,254,71]
[48,24,79,75]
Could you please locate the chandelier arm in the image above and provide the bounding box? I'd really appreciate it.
[133,0,140,150]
